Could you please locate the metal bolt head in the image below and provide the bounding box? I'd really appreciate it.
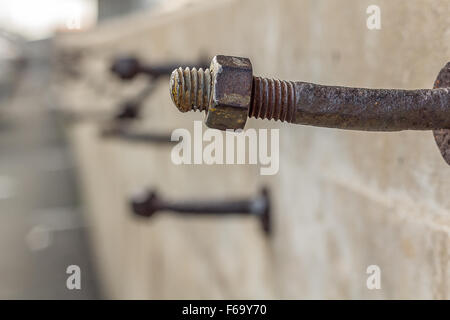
[205,55,253,130]
[111,57,141,80]
[131,190,159,218]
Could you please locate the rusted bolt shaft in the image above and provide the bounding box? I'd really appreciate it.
[250,79,450,131]
[131,188,271,234]
[169,55,450,131]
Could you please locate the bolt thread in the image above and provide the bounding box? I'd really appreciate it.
[249,77,296,123]
[169,67,212,113]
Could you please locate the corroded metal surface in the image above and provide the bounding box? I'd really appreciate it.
[169,55,450,132]
[170,67,211,112]
[131,188,271,235]
[433,62,450,165]
[254,80,450,131]
[170,55,252,130]
[205,56,253,130]
[250,77,296,123]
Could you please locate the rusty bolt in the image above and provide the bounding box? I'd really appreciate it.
[170,55,450,164]
[131,187,271,235]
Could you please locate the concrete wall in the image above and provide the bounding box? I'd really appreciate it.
[55,0,450,299]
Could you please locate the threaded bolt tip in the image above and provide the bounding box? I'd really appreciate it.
[169,67,212,113]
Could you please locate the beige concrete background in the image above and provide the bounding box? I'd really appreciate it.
[55,0,450,299]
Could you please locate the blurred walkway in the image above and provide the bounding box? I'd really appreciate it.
[0,39,100,299]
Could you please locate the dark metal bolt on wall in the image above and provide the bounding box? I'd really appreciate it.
[111,56,209,81]
[111,56,172,80]
[169,55,450,165]
[130,187,271,235]
[100,124,177,145]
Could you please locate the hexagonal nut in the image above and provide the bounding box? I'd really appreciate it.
[205,55,253,130]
